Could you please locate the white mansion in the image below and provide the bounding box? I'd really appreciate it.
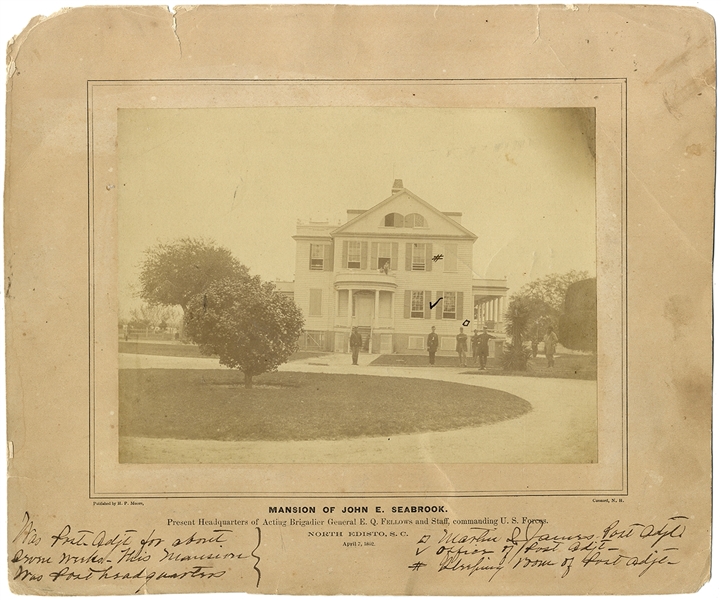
[279,180,508,354]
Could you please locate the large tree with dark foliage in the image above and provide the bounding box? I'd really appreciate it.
[184,276,305,388]
[510,270,590,341]
[558,278,597,352]
[138,238,249,314]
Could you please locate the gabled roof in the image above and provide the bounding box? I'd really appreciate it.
[331,187,478,239]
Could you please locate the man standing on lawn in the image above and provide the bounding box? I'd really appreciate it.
[427,326,439,365]
[477,327,497,370]
[349,327,363,365]
[471,329,481,366]
[544,326,558,368]
[456,327,468,367]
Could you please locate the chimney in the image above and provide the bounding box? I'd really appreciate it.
[443,211,463,225]
[392,179,404,193]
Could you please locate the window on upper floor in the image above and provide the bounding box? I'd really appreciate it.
[412,243,427,271]
[310,244,324,270]
[347,241,361,269]
[377,242,391,270]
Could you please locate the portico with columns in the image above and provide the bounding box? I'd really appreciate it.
[473,278,509,332]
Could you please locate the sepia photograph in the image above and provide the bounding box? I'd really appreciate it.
[117,106,598,465]
[5,3,713,596]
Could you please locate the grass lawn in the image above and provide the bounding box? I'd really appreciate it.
[119,369,531,442]
[370,353,596,380]
[118,340,322,362]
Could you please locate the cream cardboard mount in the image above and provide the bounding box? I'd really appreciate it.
[5,5,714,596]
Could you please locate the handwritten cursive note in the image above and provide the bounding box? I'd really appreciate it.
[10,513,262,593]
[409,516,687,582]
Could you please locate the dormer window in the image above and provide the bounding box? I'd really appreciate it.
[381,212,427,228]
[383,212,404,227]
[404,213,427,228]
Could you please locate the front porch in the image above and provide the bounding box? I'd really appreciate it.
[333,269,397,354]
[473,277,509,333]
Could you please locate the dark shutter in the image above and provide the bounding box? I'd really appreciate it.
[308,244,313,270]
[444,244,457,272]
[457,292,464,320]
[342,241,348,269]
[424,291,432,319]
[309,289,322,316]
[435,292,443,320]
[371,242,378,270]
[361,241,368,270]
[405,243,412,271]
[391,243,398,270]
[426,243,433,272]
[404,290,411,319]
[324,244,333,271]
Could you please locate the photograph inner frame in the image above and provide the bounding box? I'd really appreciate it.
[90,79,625,497]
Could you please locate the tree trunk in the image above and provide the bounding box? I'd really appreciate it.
[244,372,253,389]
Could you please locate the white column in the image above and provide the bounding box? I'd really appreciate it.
[374,289,380,327]
[347,289,353,328]
[335,290,340,319]
[494,298,499,323]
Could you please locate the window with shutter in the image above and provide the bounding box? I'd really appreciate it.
[410,291,425,318]
[442,292,456,319]
[377,242,392,270]
[412,243,426,271]
[347,241,361,269]
[309,244,324,270]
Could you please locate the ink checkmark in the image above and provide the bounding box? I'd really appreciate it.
[429,297,443,310]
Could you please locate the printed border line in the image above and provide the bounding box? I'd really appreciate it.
[88,77,627,499]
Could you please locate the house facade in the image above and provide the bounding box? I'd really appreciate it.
[289,180,508,355]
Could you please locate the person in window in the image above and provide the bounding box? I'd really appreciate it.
[427,326,439,365]
[379,260,390,274]
[349,327,363,365]
[477,327,497,370]
[543,326,559,368]
[456,327,468,367]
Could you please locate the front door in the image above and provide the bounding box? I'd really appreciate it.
[354,294,374,326]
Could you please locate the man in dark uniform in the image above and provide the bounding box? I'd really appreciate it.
[349,327,363,365]
[456,327,468,367]
[471,329,482,366]
[477,327,497,370]
[427,326,439,365]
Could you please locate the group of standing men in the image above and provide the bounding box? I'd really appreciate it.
[351,324,559,369]
[427,326,496,368]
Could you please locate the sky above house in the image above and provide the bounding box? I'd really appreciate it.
[118,107,596,315]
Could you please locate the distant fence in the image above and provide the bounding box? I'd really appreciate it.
[119,327,179,342]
